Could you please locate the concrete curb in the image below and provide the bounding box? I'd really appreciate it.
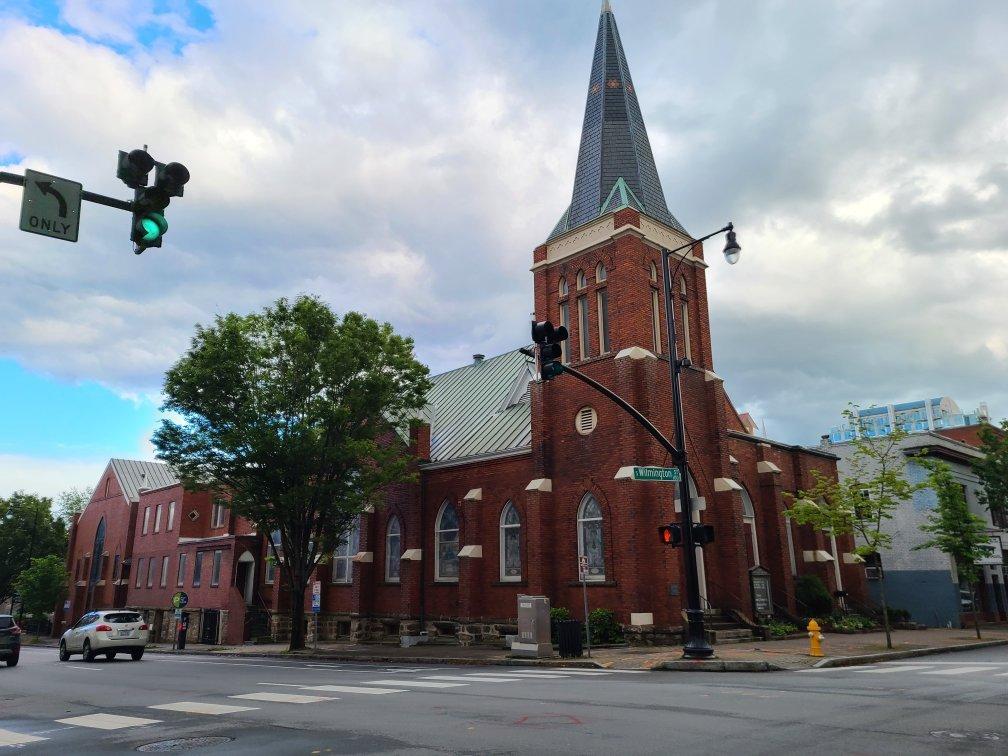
[655,659,783,672]
[145,647,609,669]
[812,638,1008,669]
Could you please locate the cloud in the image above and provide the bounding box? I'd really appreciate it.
[0,0,1006,456]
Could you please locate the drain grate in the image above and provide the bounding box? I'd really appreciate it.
[137,736,234,752]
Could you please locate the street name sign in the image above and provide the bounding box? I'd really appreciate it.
[631,466,681,482]
[19,169,82,242]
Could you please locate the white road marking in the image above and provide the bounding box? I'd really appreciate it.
[61,665,105,671]
[56,713,160,730]
[0,728,48,747]
[463,672,572,679]
[152,659,320,670]
[149,702,259,715]
[423,675,521,683]
[294,685,409,697]
[230,692,336,704]
[995,672,1008,677]
[919,666,995,676]
[517,669,612,676]
[362,679,468,689]
[855,665,934,674]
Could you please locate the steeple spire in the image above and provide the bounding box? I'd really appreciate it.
[547,4,685,240]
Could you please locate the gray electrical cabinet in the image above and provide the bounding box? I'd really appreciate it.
[512,594,553,658]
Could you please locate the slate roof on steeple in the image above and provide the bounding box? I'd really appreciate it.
[547,3,686,241]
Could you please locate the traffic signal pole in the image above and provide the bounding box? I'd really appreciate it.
[0,171,132,211]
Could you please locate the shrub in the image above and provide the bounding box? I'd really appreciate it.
[587,608,623,644]
[880,606,911,624]
[764,620,798,638]
[549,607,572,623]
[795,575,833,617]
[827,613,875,632]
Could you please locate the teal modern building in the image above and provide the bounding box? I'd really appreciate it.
[828,397,989,443]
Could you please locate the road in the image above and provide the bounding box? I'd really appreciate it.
[1,645,1006,753]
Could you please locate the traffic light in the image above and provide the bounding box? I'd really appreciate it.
[692,523,715,545]
[658,523,682,546]
[531,320,568,381]
[117,148,190,254]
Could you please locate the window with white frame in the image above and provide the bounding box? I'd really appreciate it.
[265,529,280,584]
[193,551,203,587]
[596,262,606,282]
[211,549,222,586]
[135,557,145,588]
[577,295,589,359]
[167,500,176,531]
[142,506,150,535]
[740,487,760,567]
[177,553,187,587]
[499,502,521,581]
[435,501,460,581]
[211,499,227,529]
[576,270,586,289]
[160,555,169,587]
[154,503,162,533]
[597,287,610,354]
[559,300,570,364]
[332,518,360,584]
[651,288,662,355]
[146,556,156,588]
[386,516,401,582]
[577,494,605,581]
[559,276,568,296]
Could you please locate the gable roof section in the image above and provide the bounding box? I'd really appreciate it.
[425,349,534,463]
[109,458,179,502]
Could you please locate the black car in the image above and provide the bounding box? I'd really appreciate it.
[0,615,21,667]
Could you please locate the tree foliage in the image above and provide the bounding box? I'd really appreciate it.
[915,457,994,639]
[0,492,68,606]
[14,555,67,627]
[974,419,1008,522]
[153,296,431,650]
[786,406,920,648]
[55,486,93,524]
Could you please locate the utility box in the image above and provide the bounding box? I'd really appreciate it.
[512,594,553,658]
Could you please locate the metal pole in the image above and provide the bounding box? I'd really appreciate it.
[662,244,715,660]
[582,573,592,658]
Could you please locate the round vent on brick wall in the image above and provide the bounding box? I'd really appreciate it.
[575,406,598,435]
[188,509,199,521]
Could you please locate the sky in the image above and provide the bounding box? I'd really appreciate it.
[1,0,1006,499]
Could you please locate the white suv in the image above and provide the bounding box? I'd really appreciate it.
[59,610,150,662]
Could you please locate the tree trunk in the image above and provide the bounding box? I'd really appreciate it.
[971,584,981,640]
[287,565,308,652]
[877,574,893,650]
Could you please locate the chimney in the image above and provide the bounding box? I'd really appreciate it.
[820,434,831,449]
[472,354,485,365]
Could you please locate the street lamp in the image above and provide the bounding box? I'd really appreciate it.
[662,222,740,660]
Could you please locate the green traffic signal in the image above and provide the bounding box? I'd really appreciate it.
[138,212,167,242]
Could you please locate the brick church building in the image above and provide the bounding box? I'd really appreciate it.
[57,3,866,646]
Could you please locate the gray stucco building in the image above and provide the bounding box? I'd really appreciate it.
[820,431,1008,627]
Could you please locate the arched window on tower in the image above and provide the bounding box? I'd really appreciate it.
[576,270,586,289]
[577,494,605,581]
[679,276,692,362]
[596,266,610,353]
[435,501,460,582]
[740,488,760,568]
[650,262,662,354]
[499,502,521,581]
[386,516,401,583]
[559,277,568,296]
[559,278,570,364]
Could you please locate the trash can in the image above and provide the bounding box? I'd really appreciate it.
[556,620,584,658]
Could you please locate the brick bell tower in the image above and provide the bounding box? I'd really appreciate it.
[528,1,747,632]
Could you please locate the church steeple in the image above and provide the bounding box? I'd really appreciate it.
[548,3,685,240]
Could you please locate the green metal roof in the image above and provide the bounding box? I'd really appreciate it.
[425,349,534,463]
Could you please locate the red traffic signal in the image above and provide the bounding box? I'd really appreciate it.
[658,523,682,546]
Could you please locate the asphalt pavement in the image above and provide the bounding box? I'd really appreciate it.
[1,645,1006,754]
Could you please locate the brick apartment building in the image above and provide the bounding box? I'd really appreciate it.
[57,3,866,646]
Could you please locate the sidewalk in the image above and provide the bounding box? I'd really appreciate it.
[25,627,1008,671]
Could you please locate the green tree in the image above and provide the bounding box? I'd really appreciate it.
[55,486,93,525]
[14,555,67,635]
[915,457,994,639]
[153,296,431,651]
[974,420,1008,525]
[786,406,920,649]
[0,492,68,611]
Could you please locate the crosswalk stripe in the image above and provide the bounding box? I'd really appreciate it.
[362,679,468,688]
[149,702,259,715]
[0,728,48,747]
[296,685,409,695]
[520,670,612,676]
[229,692,336,703]
[919,666,994,676]
[56,713,160,730]
[423,675,521,683]
[995,672,1008,677]
[467,672,572,679]
[855,665,933,674]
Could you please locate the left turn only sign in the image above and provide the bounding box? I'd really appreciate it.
[19,168,82,242]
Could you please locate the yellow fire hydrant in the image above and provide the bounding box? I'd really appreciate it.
[808,619,824,657]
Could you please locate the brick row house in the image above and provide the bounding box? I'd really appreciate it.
[58,4,866,645]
